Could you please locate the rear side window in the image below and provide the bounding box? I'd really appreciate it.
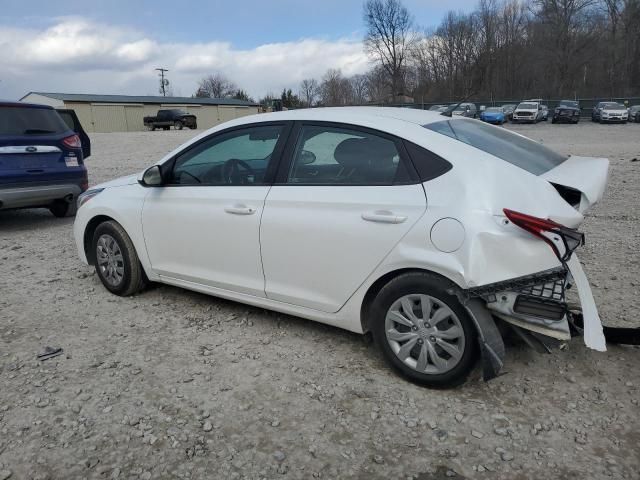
[0,106,69,135]
[287,125,410,185]
[424,119,567,175]
[404,141,452,181]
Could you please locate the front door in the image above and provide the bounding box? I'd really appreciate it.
[260,123,427,313]
[141,123,289,296]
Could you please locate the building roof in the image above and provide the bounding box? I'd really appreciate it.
[22,92,258,107]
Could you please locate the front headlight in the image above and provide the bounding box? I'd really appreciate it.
[77,188,105,209]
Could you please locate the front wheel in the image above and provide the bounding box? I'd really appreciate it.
[174,120,184,130]
[93,221,147,296]
[370,272,478,388]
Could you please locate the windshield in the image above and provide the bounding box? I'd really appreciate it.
[0,106,69,136]
[603,104,625,111]
[485,107,502,113]
[517,103,537,109]
[560,101,578,108]
[170,109,188,115]
[424,119,567,175]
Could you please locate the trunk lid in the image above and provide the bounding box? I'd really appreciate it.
[541,156,609,215]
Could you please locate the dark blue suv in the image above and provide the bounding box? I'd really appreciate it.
[0,101,91,217]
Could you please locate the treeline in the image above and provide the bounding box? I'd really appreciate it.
[195,0,640,107]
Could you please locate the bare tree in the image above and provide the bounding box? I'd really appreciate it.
[195,73,237,98]
[350,74,369,104]
[319,69,353,106]
[299,78,319,107]
[363,0,417,99]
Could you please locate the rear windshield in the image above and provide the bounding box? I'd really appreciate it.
[0,106,69,136]
[424,119,567,175]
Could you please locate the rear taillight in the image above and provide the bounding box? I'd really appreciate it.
[62,134,81,149]
[503,209,584,262]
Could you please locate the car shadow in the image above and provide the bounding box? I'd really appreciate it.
[0,208,73,233]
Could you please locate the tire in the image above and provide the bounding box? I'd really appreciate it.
[370,272,478,388]
[174,120,184,130]
[49,199,77,218]
[92,221,147,296]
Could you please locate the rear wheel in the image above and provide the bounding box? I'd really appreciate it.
[174,120,184,130]
[49,199,77,218]
[92,221,146,296]
[370,272,478,388]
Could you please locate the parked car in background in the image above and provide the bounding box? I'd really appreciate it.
[552,100,581,124]
[540,105,549,121]
[479,106,506,125]
[143,109,197,131]
[627,105,640,123]
[429,104,448,111]
[449,103,478,118]
[0,101,91,217]
[595,103,628,123]
[501,104,517,120]
[592,102,618,122]
[512,101,544,123]
[74,107,609,388]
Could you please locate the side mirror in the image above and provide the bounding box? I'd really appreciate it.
[140,165,163,187]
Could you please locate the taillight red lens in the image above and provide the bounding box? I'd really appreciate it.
[62,134,81,149]
[504,209,585,262]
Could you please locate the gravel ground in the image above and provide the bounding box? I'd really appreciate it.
[1,121,639,480]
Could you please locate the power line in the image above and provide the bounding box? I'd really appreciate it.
[155,68,169,97]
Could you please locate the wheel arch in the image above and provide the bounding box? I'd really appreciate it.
[360,268,460,334]
[83,214,117,265]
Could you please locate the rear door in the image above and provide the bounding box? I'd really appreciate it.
[0,105,81,187]
[260,122,427,313]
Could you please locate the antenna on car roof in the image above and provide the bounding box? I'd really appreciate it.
[441,91,478,117]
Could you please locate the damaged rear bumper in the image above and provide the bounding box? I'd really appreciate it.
[456,263,603,381]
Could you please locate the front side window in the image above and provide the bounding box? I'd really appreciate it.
[424,119,567,175]
[170,125,283,185]
[287,125,408,185]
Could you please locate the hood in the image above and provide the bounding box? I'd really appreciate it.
[515,108,537,113]
[541,156,609,214]
[94,174,138,190]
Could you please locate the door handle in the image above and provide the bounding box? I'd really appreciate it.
[224,205,256,215]
[361,211,407,224]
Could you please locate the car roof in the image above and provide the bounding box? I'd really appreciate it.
[239,107,449,127]
[0,100,55,109]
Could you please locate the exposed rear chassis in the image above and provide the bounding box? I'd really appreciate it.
[453,267,572,381]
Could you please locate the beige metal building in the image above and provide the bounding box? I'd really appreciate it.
[19,92,260,133]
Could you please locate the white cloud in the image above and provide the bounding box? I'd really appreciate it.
[0,18,371,100]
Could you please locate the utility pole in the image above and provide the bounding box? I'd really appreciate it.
[155,68,169,97]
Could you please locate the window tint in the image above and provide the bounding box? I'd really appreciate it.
[0,106,69,136]
[404,141,452,181]
[170,125,283,185]
[287,125,408,185]
[424,119,567,175]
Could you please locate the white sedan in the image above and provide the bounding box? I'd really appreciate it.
[74,107,609,387]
